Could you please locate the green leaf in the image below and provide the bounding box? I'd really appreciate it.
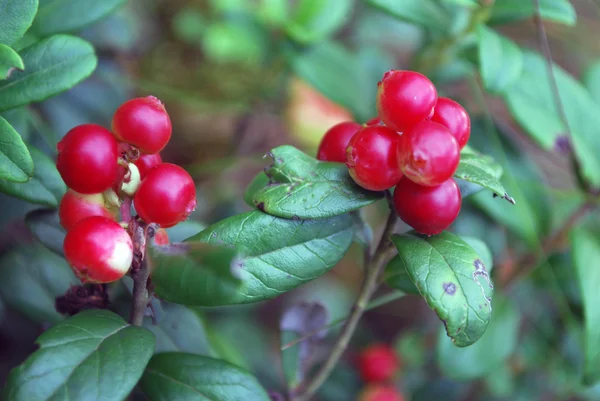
[503,51,600,187]
[25,208,65,256]
[584,60,600,105]
[0,44,24,80]
[571,227,600,385]
[156,211,354,305]
[140,353,271,401]
[477,25,523,94]
[0,116,33,182]
[0,147,65,206]
[286,0,353,44]
[437,295,520,379]
[0,34,97,112]
[246,146,383,219]
[4,310,155,401]
[489,0,576,26]
[442,0,478,7]
[0,0,38,46]
[392,231,494,347]
[0,244,77,323]
[365,0,449,31]
[385,256,420,295]
[454,152,514,204]
[31,0,126,36]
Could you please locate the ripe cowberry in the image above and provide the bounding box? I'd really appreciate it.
[359,386,405,401]
[376,70,437,132]
[56,124,119,194]
[64,216,133,283]
[430,97,470,149]
[133,163,196,228]
[393,177,462,235]
[59,189,118,231]
[346,126,403,191]
[317,122,362,163]
[135,153,162,179]
[397,121,460,186]
[357,344,400,383]
[112,96,172,154]
[154,228,170,246]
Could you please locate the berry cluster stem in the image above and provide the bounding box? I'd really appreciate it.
[292,200,398,401]
[130,257,151,326]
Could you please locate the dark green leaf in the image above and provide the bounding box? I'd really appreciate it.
[0,34,97,112]
[25,208,65,255]
[392,231,494,347]
[442,0,478,7]
[0,147,65,206]
[571,227,600,385]
[385,256,420,295]
[31,0,126,36]
[454,152,514,204]
[0,116,33,182]
[157,211,354,305]
[286,0,353,44]
[0,244,77,323]
[4,310,155,401]
[2,107,32,141]
[0,0,38,46]
[584,60,600,106]
[477,26,523,94]
[247,146,383,219]
[140,353,271,401]
[365,0,449,31]
[489,0,576,26]
[0,44,24,79]
[461,236,493,272]
[437,295,520,379]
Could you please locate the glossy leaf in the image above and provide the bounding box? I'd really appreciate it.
[442,0,477,7]
[489,0,576,26]
[584,60,600,105]
[0,44,24,79]
[571,227,600,385]
[140,353,270,401]
[477,26,523,94]
[392,231,494,347]
[385,256,419,295]
[25,208,66,256]
[246,146,383,219]
[31,0,125,36]
[0,244,77,323]
[4,310,155,401]
[0,116,33,182]
[454,153,514,204]
[0,0,38,45]
[286,0,353,44]
[0,34,97,112]
[437,296,520,379]
[0,147,66,206]
[365,0,449,31]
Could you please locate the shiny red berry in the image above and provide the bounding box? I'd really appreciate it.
[357,344,400,383]
[377,70,437,132]
[430,97,470,149]
[397,121,460,186]
[135,153,163,179]
[56,124,119,194]
[393,177,462,235]
[154,228,170,246]
[359,386,405,401]
[134,163,196,228]
[346,126,403,191]
[59,189,118,231]
[317,122,362,162]
[112,96,172,154]
[64,216,133,283]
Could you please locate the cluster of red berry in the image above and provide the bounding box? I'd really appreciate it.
[317,70,470,235]
[356,344,404,401]
[56,96,197,283]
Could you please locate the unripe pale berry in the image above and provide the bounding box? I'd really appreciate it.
[317,121,362,163]
[59,189,119,231]
[112,96,172,154]
[359,386,405,401]
[430,97,471,149]
[120,163,141,197]
[154,228,170,246]
[64,216,134,283]
[357,344,400,383]
[56,124,119,194]
[134,153,162,179]
[134,163,197,228]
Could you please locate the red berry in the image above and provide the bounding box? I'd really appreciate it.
[376,70,437,132]
[134,163,196,228]
[430,97,470,149]
[357,344,400,383]
[346,126,403,191]
[359,386,405,401]
[56,124,119,194]
[317,122,362,162]
[135,153,163,179]
[59,189,118,231]
[64,216,133,283]
[397,121,460,186]
[154,228,170,246]
[365,117,383,126]
[393,177,462,235]
[112,96,172,154]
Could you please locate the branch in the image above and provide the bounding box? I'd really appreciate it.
[129,258,151,326]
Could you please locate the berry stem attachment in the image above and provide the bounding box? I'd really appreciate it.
[291,195,398,401]
[120,197,132,223]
